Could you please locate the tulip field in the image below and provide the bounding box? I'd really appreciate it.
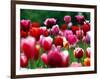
[20,9,91,69]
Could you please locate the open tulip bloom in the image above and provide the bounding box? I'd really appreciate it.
[20,13,92,69]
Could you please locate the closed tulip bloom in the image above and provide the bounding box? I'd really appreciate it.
[64,15,71,23]
[84,57,90,66]
[54,36,63,47]
[44,18,56,28]
[76,30,84,40]
[67,34,78,46]
[63,30,73,39]
[74,47,84,59]
[82,22,90,35]
[70,62,82,67]
[29,27,41,41]
[48,48,62,67]
[51,24,60,35]
[41,36,53,51]
[60,50,69,67]
[41,53,48,65]
[75,15,85,24]
[21,19,30,31]
[20,53,28,67]
[30,22,40,28]
[82,32,90,44]
[71,26,80,34]
[21,36,36,59]
[86,47,91,58]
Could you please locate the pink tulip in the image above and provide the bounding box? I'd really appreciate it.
[75,15,85,24]
[41,36,53,51]
[64,15,71,23]
[82,32,90,44]
[63,30,73,39]
[60,50,69,67]
[48,47,62,67]
[44,18,56,28]
[21,36,36,59]
[70,62,82,67]
[51,24,60,35]
[20,53,28,67]
[41,53,48,65]
[67,34,78,46]
[21,19,30,31]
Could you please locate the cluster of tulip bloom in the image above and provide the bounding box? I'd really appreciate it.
[20,15,91,69]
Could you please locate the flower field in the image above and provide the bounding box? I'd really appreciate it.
[20,9,91,69]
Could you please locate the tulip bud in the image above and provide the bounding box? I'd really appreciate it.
[84,58,90,66]
[64,15,71,23]
[41,53,48,65]
[74,47,84,59]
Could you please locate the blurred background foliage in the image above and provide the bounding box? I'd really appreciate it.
[20,9,90,26]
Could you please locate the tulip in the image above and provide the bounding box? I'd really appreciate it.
[63,30,73,39]
[44,18,56,28]
[67,22,73,28]
[76,30,84,40]
[82,32,90,44]
[84,57,90,66]
[51,24,60,35]
[82,22,90,35]
[67,34,78,46]
[20,30,27,38]
[30,22,40,28]
[41,53,48,65]
[61,24,67,31]
[86,47,91,58]
[33,44,40,60]
[41,36,53,51]
[60,50,69,67]
[29,27,41,41]
[63,37,69,49]
[20,19,30,31]
[71,26,80,34]
[40,27,49,37]
[54,36,63,47]
[21,36,36,59]
[20,53,28,67]
[75,15,85,24]
[48,48,62,67]
[74,47,84,59]
[70,62,82,67]
[64,15,71,23]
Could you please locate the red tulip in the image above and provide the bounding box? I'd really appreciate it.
[76,30,84,40]
[61,24,67,31]
[84,57,90,66]
[20,53,28,67]
[21,36,36,59]
[29,27,41,41]
[20,30,27,38]
[86,47,91,58]
[54,36,63,47]
[31,22,40,28]
[82,22,90,35]
[74,47,84,59]
[41,53,48,65]
[71,26,80,34]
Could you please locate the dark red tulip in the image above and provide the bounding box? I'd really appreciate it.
[71,26,80,34]
[54,36,63,47]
